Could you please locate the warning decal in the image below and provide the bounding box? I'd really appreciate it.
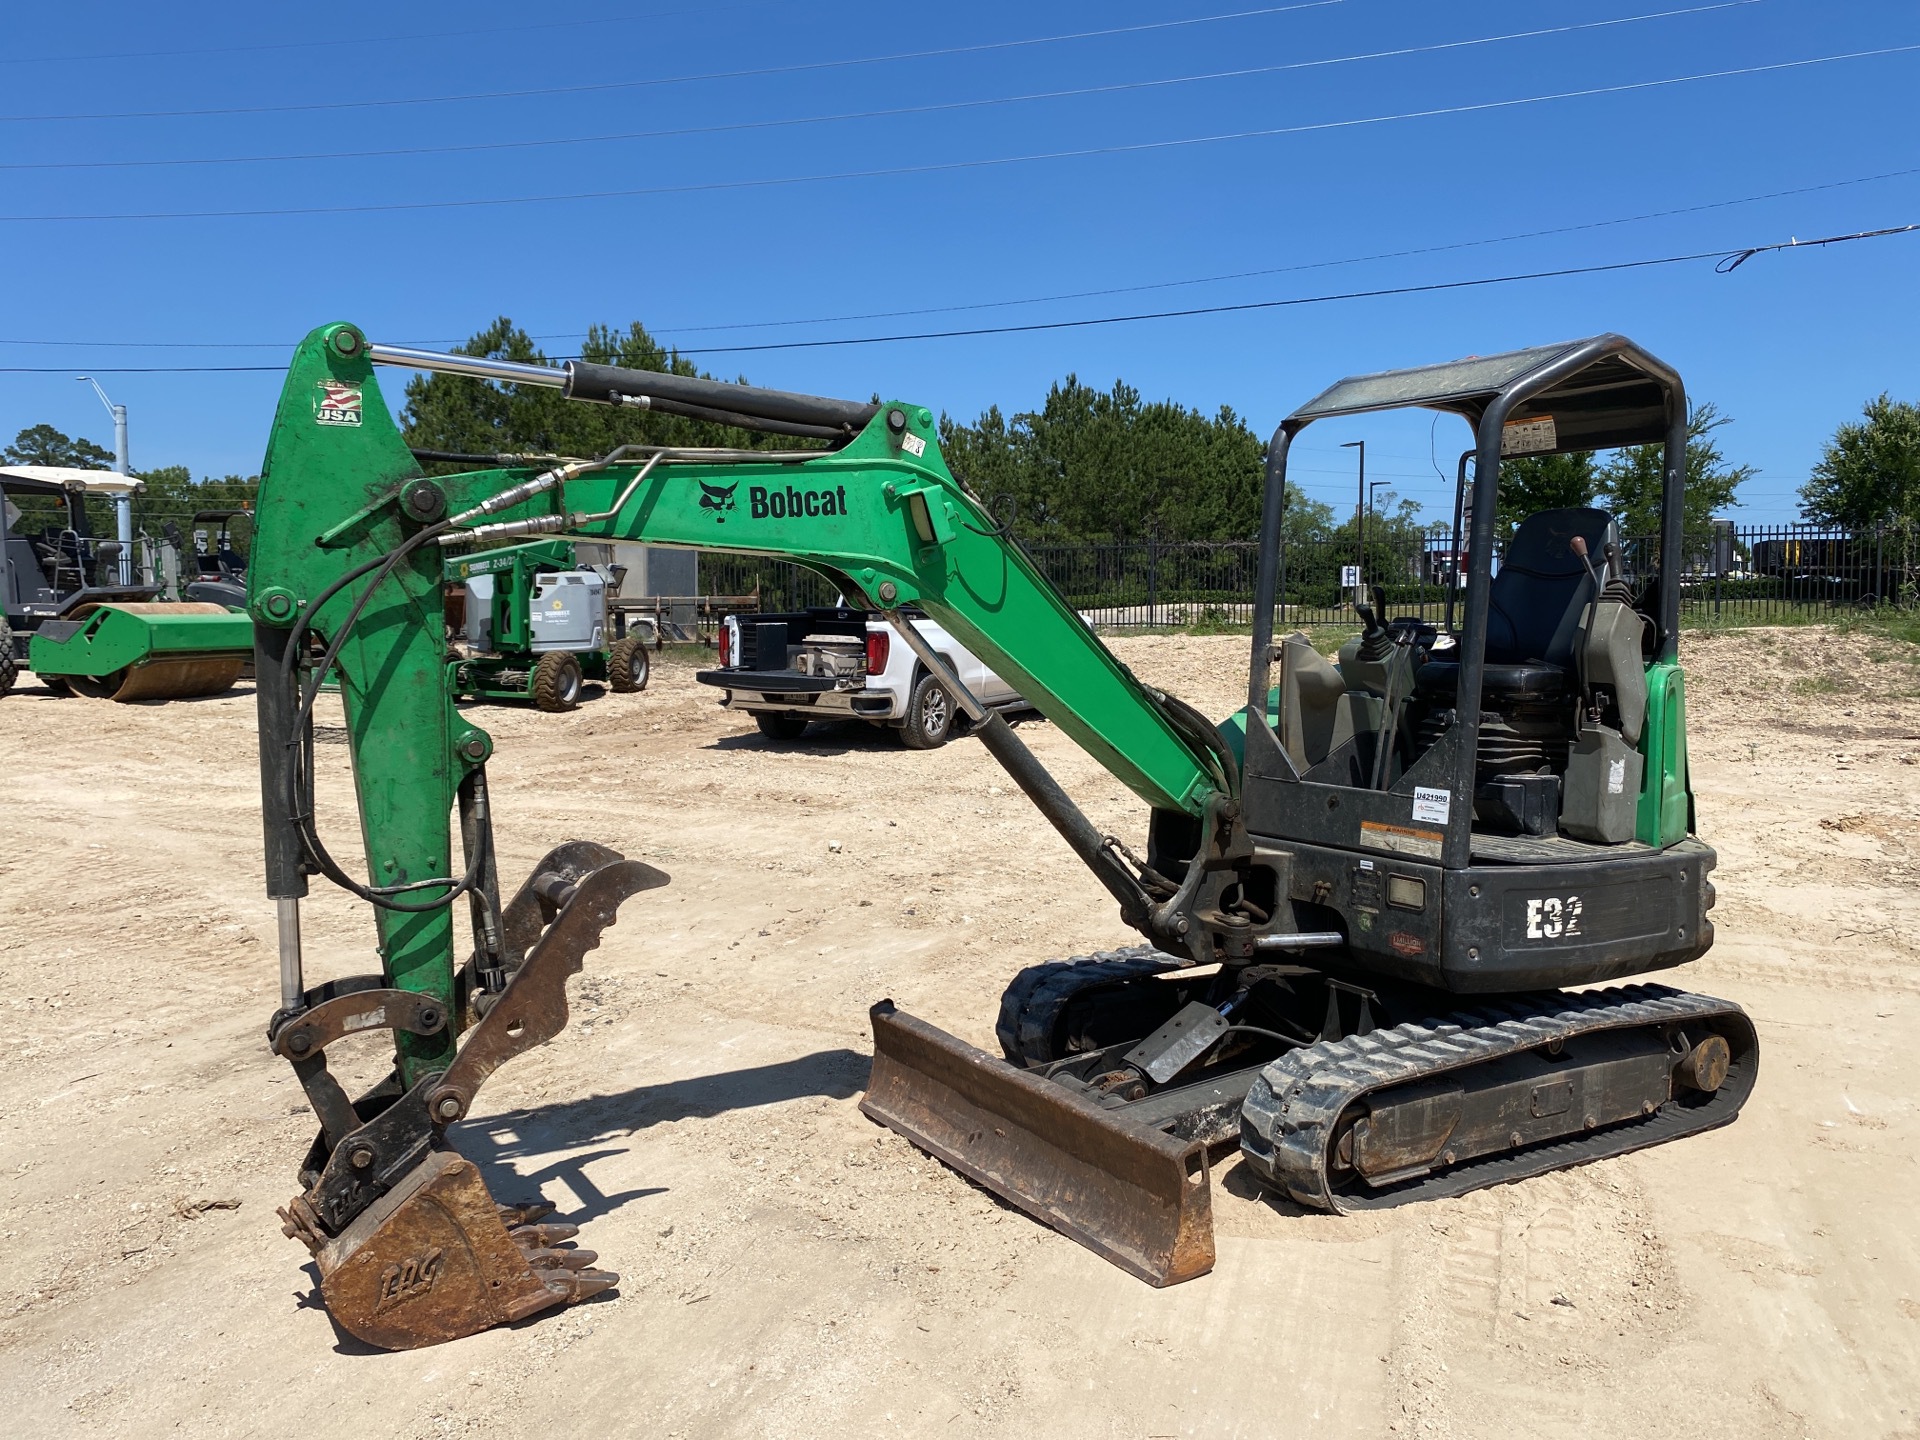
[1500,414,1556,455]
[1360,820,1444,860]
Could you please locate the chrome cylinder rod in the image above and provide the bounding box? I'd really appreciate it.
[368,343,565,388]
[277,896,306,1011]
[1254,931,1346,951]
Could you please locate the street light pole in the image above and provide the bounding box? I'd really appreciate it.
[1342,439,1365,604]
[1368,478,1392,597]
[77,375,133,583]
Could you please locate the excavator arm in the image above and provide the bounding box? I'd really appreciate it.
[249,324,1249,1345]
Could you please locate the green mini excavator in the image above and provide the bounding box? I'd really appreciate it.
[249,324,1754,1348]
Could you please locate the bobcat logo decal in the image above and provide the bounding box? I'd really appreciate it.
[698,480,739,522]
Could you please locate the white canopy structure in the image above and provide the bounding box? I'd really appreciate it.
[0,466,144,581]
[0,464,145,495]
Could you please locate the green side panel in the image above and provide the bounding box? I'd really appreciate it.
[1635,660,1691,847]
[1218,688,1281,770]
[443,538,575,582]
[29,608,253,677]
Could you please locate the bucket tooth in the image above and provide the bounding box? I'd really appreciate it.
[861,1001,1215,1287]
[302,1148,614,1351]
[496,1199,557,1228]
[508,1221,580,1246]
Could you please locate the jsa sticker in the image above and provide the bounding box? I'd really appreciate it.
[316,380,363,426]
[901,432,927,458]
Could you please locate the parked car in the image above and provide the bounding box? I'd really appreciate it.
[698,601,1023,747]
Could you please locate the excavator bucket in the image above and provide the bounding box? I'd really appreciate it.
[862,1001,1215,1287]
[29,601,251,700]
[285,1151,615,1350]
[274,843,664,1349]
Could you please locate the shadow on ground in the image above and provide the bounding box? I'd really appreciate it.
[456,1048,870,1218]
[294,1049,869,1351]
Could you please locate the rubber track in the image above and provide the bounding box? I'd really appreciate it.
[1239,984,1758,1212]
[994,946,1184,1066]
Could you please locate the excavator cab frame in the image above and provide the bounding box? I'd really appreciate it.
[1221,336,1713,996]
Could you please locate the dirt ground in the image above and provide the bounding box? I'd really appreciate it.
[1,626,1916,1438]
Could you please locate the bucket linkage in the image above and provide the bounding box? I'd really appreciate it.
[271,842,663,1349]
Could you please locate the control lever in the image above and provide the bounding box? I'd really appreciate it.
[1569,534,1603,588]
[1570,535,1605,720]
[1353,586,1412,792]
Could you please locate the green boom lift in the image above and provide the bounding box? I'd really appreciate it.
[445,537,650,710]
[249,325,1753,1349]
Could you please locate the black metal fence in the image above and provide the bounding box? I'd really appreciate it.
[692,523,1911,631]
[30,479,1910,629]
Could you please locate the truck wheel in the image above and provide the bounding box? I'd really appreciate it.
[0,618,15,696]
[608,635,650,692]
[533,652,584,712]
[901,671,955,750]
[755,712,811,742]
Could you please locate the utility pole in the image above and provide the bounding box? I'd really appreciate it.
[77,375,133,583]
[1342,439,1365,604]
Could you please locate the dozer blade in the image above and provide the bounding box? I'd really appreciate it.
[291,1150,615,1350]
[862,1001,1214,1287]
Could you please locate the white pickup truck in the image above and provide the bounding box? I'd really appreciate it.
[697,602,1023,747]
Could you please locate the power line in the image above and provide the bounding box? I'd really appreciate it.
[5,164,1916,353]
[0,2,777,68]
[663,224,1920,356]
[0,363,285,374]
[651,165,1920,338]
[0,2,775,68]
[4,223,1908,374]
[1,4,1754,173]
[0,2,1349,123]
[10,43,1909,225]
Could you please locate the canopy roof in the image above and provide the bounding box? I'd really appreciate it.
[1286,333,1681,455]
[0,465,144,495]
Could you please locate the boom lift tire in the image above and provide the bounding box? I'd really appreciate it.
[608,635,650,693]
[0,617,14,697]
[755,711,811,741]
[532,651,583,712]
[900,670,955,750]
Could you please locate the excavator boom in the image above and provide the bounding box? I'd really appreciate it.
[249,324,1242,1345]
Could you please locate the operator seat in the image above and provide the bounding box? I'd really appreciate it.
[1414,506,1616,703]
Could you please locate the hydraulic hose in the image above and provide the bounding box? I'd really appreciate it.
[276,516,486,914]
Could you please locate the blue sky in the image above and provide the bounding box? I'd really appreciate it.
[2,0,1916,523]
